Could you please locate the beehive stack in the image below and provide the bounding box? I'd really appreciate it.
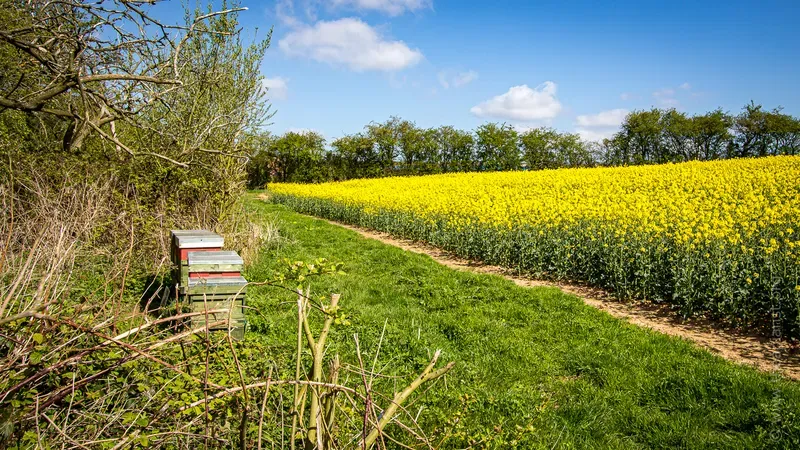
[170,230,247,340]
[170,230,224,282]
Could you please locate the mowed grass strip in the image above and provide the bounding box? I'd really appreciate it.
[244,199,800,449]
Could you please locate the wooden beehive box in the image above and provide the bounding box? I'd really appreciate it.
[169,230,247,340]
[183,250,243,285]
[185,276,247,340]
[170,230,224,287]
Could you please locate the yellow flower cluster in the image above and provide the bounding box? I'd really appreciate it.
[271,156,800,249]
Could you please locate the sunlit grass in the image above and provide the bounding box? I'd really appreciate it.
[243,198,800,448]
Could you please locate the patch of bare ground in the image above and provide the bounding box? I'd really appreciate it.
[307,216,800,381]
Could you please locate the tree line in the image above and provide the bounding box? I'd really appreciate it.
[248,103,800,186]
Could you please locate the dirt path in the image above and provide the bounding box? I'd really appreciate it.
[312,216,800,381]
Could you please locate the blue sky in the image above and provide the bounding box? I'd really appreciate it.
[163,0,800,142]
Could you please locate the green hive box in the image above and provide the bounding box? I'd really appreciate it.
[184,275,247,340]
[182,250,243,285]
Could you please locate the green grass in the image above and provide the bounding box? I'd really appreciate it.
[243,196,800,449]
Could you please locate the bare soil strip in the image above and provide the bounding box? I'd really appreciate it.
[310,215,800,380]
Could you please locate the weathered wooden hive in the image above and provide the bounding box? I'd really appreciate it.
[170,230,224,282]
[170,230,247,340]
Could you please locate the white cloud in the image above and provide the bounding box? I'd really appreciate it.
[261,77,289,100]
[653,87,679,107]
[437,70,478,89]
[452,70,478,88]
[653,88,675,97]
[652,83,695,107]
[574,108,629,142]
[470,82,562,121]
[576,128,616,142]
[276,0,301,26]
[658,97,680,107]
[279,18,423,71]
[330,0,431,16]
[512,124,536,133]
[276,0,429,24]
[437,71,449,89]
[576,108,628,127]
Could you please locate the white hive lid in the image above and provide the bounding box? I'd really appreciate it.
[171,230,224,248]
[187,251,243,266]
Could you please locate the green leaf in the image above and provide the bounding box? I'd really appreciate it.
[29,352,42,364]
[32,333,44,344]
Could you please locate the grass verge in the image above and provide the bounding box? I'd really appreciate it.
[244,196,800,449]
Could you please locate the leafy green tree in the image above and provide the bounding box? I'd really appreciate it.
[397,120,422,170]
[732,103,770,157]
[623,109,665,163]
[599,133,629,166]
[331,133,379,179]
[732,104,800,157]
[436,126,475,172]
[128,2,271,216]
[263,104,799,184]
[475,123,520,171]
[366,117,402,174]
[246,132,276,188]
[556,132,595,168]
[520,128,560,170]
[690,109,732,160]
[417,128,441,174]
[0,0,264,161]
[1,0,270,228]
[264,131,327,183]
[660,109,693,161]
[765,108,800,155]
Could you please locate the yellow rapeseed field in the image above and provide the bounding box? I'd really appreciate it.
[272,157,799,247]
[270,156,800,334]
